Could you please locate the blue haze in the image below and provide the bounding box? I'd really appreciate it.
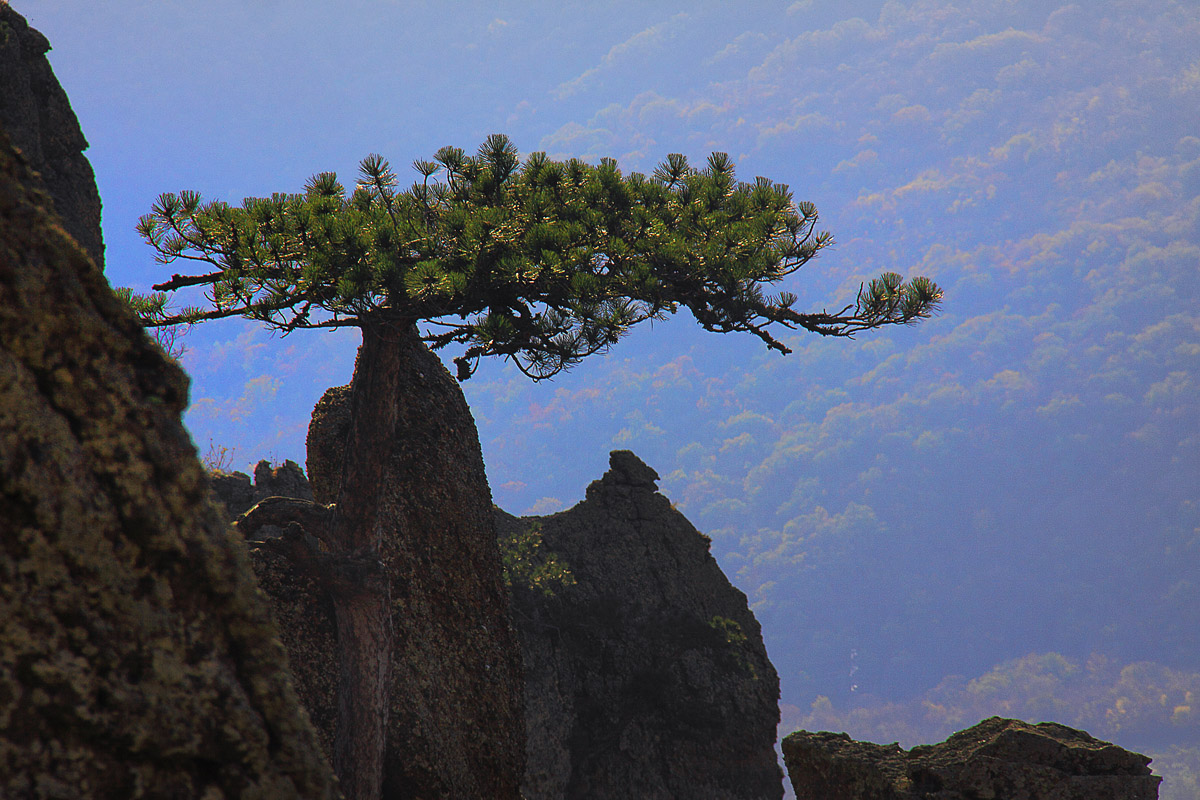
[18,0,1200,789]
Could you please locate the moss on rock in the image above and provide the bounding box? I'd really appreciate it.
[0,127,337,799]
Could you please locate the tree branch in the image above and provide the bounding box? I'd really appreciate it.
[153,270,227,292]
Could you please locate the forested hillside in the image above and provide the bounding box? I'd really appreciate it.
[452,2,1200,791]
[454,0,1198,707]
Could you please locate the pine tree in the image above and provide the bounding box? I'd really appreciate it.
[132,135,941,800]
[138,134,939,378]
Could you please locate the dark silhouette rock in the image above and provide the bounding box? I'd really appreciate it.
[0,3,104,268]
[0,126,336,797]
[305,383,351,506]
[210,458,313,522]
[212,449,782,799]
[497,450,784,800]
[218,355,526,798]
[782,716,1161,799]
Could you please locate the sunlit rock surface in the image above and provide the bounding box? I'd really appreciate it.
[783,716,1161,800]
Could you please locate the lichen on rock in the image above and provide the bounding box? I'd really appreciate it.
[0,124,336,797]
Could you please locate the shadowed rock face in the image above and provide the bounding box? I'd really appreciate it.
[0,126,336,797]
[220,345,526,798]
[210,458,314,522]
[782,716,1161,800]
[498,450,785,800]
[309,341,526,799]
[213,450,783,800]
[0,3,104,268]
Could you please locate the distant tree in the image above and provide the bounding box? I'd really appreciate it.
[132,134,941,800]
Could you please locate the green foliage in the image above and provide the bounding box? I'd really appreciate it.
[709,615,759,679]
[499,520,577,597]
[709,615,748,647]
[112,286,192,360]
[135,135,941,380]
[792,652,1200,753]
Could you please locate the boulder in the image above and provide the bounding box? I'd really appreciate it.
[782,716,1161,799]
[498,450,785,800]
[0,3,104,268]
[0,124,336,797]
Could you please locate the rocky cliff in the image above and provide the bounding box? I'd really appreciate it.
[226,354,526,798]
[497,450,783,800]
[213,450,784,799]
[782,716,1161,799]
[0,2,104,268]
[0,124,336,797]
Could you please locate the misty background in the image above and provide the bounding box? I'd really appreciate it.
[18,1,1199,795]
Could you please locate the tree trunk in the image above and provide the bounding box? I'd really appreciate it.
[335,320,407,552]
[331,576,392,800]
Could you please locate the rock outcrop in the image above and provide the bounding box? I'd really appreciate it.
[0,124,336,796]
[212,450,784,800]
[210,458,313,521]
[310,342,526,799]
[0,3,104,268]
[782,716,1161,800]
[498,450,784,800]
[220,347,526,797]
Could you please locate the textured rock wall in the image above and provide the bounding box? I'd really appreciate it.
[498,450,785,800]
[213,450,784,800]
[210,458,313,521]
[221,339,526,798]
[0,3,104,268]
[782,716,1161,800]
[0,126,336,797]
[311,339,526,799]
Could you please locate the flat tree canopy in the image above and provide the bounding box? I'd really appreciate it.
[136,134,941,380]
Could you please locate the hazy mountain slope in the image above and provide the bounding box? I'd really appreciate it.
[452,0,1200,708]
[21,0,1196,790]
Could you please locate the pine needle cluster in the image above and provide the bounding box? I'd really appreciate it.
[133,135,941,379]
